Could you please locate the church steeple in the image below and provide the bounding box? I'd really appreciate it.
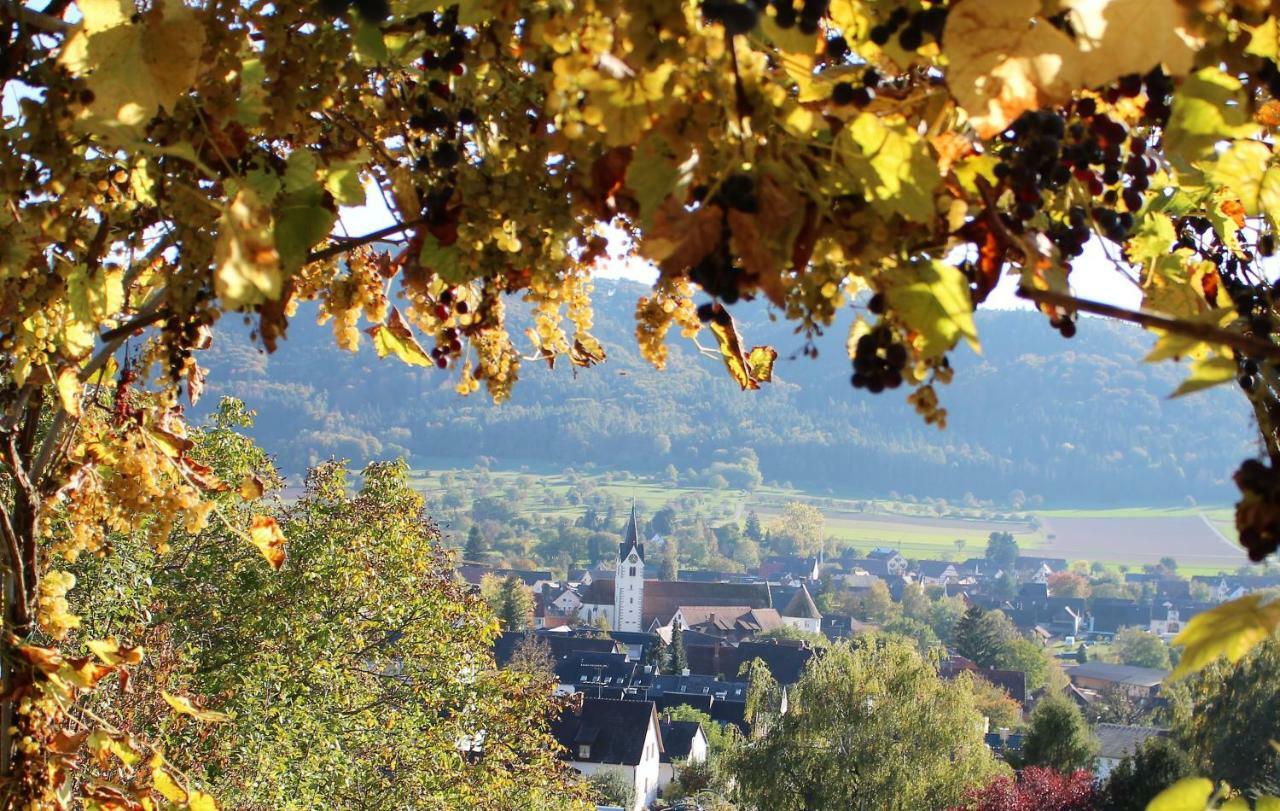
[619,502,644,562]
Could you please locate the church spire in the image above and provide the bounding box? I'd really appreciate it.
[619,501,644,562]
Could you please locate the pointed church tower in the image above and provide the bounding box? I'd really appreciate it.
[613,503,645,632]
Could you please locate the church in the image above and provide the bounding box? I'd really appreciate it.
[577,506,782,632]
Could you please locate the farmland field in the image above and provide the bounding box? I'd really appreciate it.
[409,466,1250,574]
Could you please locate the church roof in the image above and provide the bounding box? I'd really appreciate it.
[619,504,644,562]
[579,579,773,628]
[782,584,822,620]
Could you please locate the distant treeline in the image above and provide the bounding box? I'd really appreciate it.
[198,279,1254,505]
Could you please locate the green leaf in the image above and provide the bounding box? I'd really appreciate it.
[274,202,334,273]
[1170,594,1280,679]
[1170,354,1237,398]
[1127,212,1177,266]
[625,135,696,228]
[884,260,979,359]
[235,56,270,127]
[68,265,124,325]
[1205,140,1271,216]
[366,308,433,368]
[420,234,465,283]
[1145,777,1214,811]
[323,159,367,207]
[354,23,389,63]
[1261,165,1280,232]
[1164,68,1260,168]
[838,113,941,222]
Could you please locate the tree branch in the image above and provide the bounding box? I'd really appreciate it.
[1,0,69,31]
[1016,286,1280,361]
[307,217,428,264]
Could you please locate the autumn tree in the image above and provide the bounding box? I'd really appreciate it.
[955,766,1096,811]
[7,0,1280,804]
[1112,626,1172,670]
[769,502,825,558]
[1047,570,1091,598]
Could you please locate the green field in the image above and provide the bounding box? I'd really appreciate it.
[409,466,1247,574]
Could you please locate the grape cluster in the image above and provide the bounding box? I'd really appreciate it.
[319,0,389,22]
[869,4,948,50]
[832,68,878,108]
[851,319,908,393]
[770,0,830,34]
[1234,459,1280,561]
[702,0,765,35]
[406,10,472,181]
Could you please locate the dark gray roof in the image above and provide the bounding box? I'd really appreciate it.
[554,652,637,688]
[620,505,644,562]
[916,560,958,577]
[1095,724,1168,760]
[659,720,704,762]
[492,631,615,666]
[686,640,816,685]
[552,698,659,765]
[1067,662,1169,687]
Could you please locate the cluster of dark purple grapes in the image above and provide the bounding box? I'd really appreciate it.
[869,4,947,50]
[701,0,832,35]
[1258,59,1280,99]
[851,314,908,393]
[710,174,759,213]
[832,68,879,108]
[320,0,388,22]
[406,9,474,174]
[691,241,742,304]
[1048,313,1077,339]
[1234,459,1280,561]
[431,322,464,368]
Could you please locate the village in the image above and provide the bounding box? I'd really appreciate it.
[460,507,1280,810]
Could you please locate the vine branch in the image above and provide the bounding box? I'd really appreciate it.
[307,217,429,263]
[1016,286,1280,361]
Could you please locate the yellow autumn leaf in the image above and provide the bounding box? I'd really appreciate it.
[162,690,231,723]
[943,0,1081,138]
[1146,777,1214,811]
[238,473,265,501]
[188,790,220,811]
[705,308,773,391]
[884,261,980,359]
[59,0,206,129]
[1170,594,1280,679]
[367,307,433,368]
[1063,0,1198,88]
[56,367,81,416]
[1205,140,1272,217]
[247,516,287,571]
[214,189,283,310]
[152,766,188,804]
[1169,354,1237,398]
[87,638,143,666]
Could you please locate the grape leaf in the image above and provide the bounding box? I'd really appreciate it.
[152,765,188,804]
[1170,354,1236,398]
[705,308,774,390]
[1126,212,1176,266]
[56,368,81,416]
[943,0,1080,138]
[214,189,283,309]
[59,0,206,129]
[86,639,143,666]
[1246,17,1280,60]
[1146,778,1214,811]
[884,261,980,359]
[1205,140,1272,216]
[247,516,287,571]
[162,690,231,723]
[837,113,941,222]
[625,135,697,228]
[366,308,433,368]
[1164,68,1261,167]
[354,23,390,63]
[1063,0,1198,88]
[420,233,465,283]
[1170,593,1280,679]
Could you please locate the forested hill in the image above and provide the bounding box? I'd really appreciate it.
[198,278,1255,506]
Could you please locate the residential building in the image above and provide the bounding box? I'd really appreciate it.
[1066,662,1168,698]
[780,583,823,635]
[551,698,664,811]
[657,719,708,792]
[1095,724,1169,779]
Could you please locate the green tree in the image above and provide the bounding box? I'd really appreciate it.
[993,635,1053,692]
[770,502,826,558]
[1098,737,1194,811]
[464,524,489,561]
[587,771,634,810]
[882,616,940,653]
[1165,637,1280,795]
[966,675,1023,732]
[730,638,1006,810]
[1112,626,1172,670]
[498,575,534,631]
[900,582,932,622]
[851,579,897,623]
[951,606,1016,667]
[670,624,688,675]
[661,538,680,581]
[1021,694,1098,773]
[73,429,586,809]
[744,511,763,543]
[985,532,1019,573]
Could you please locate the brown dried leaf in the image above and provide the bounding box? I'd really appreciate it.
[642,198,724,277]
[248,516,286,570]
[728,209,783,307]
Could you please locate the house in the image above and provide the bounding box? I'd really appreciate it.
[1094,724,1169,779]
[915,560,959,586]
[1066,662,1168,698]
[657,719,708,792]
[578,577,774,632]
[552,697,664,811]
[757,555,821,582]
[668,606,784,642]
[1149,601,1213,640]
[868,548,908,576]
[685,640,816,685]
[780,583,823,635]
[1016,556,1069,584]
[939,657,1028,707]
[554,651,638,696]
[625,673,751,734]
[1087,598,1149,637]
[820,613,878,641]
[492,631,616,667]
